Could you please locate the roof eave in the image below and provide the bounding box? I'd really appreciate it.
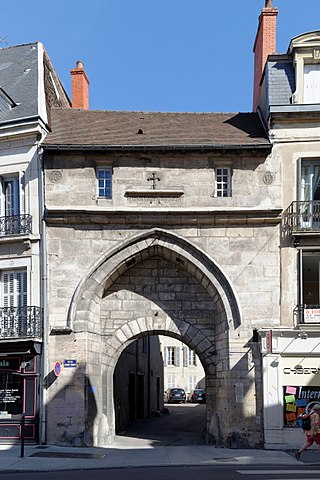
[42,143,271,152]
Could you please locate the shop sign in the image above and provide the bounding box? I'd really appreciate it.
[282,358,320,386]
[0,357,20,371]
[304,308,320,323]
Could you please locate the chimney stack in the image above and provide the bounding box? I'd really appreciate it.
[70,60,89,109]
[253,1,278,111]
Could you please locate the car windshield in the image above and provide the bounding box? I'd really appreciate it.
[171,389,184,394]
[194,390,205,394]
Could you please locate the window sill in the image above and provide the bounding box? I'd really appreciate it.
[96,197,112,206]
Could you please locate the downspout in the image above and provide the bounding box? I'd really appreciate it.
[38,144,48,444]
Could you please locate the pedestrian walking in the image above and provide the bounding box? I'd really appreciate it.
[295,404,320,460]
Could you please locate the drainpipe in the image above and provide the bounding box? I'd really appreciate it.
[38,145,48,444]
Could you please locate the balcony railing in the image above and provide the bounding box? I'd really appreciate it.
[282,201,320,236]
[296,304,320,324]
[0,214,32,236]
[0,306,43,339]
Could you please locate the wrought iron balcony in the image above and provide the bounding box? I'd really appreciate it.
[0,214,32,236]
[295,304,320,324]
[0,306,43,339]
[282,201,320,236]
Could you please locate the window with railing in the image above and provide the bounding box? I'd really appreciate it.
[0,173,31,236]
[0,270,42,338]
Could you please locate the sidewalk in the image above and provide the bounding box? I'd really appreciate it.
[0,437,319,473]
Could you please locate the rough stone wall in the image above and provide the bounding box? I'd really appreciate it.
[44,148,280,447]
[44,151,281,210]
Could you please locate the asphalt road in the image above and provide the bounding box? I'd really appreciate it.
[3,465,320,480]
[117,402,207,446]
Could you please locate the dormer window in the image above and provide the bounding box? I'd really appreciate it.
[290,32,320,105]
[304,64,320,103]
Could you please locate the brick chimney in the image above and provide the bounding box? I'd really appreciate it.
[253,0,278,111]
[70,61,89,109]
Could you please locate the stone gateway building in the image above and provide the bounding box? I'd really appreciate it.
[42,103,280,447]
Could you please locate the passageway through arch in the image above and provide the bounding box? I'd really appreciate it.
[70,230,241,446]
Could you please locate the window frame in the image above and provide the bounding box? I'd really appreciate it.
[96,167,112,199]
[214,167,232,197]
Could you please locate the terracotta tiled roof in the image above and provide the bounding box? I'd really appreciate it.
[44,108,270,149]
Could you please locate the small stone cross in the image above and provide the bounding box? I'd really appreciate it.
[147,172,160,190]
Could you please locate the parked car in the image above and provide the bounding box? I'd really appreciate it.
[188,389,206,403]
[166,388,186,403]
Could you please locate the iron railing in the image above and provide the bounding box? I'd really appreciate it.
[282,201,320,236]
[0,306,43,338]
[0,214,32,236]
[295,304,320,324]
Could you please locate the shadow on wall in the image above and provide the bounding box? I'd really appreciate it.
[45,362,97,447]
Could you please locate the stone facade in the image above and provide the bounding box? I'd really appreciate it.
[43,142,280,447]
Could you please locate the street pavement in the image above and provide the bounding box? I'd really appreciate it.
[0,437,320,473]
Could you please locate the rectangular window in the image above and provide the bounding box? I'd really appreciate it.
[304,64,320,104]
[164,346,180,366]
[183,346,197,366]
[188,375,197,391]
[167,375,176,389]
[165,346,175,366]
[2,270,27,307]
[298,159,320,229]
[97,168,112,198]
[215,167,231,197]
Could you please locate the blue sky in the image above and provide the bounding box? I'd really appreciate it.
[1,1,319,112]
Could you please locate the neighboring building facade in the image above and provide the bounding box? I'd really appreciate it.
[42,100,279,447]
[255,2,320,449]
[0,43,69,442]
[114,336,164,433]
[159,335,205,396]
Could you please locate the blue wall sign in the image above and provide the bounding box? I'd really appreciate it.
[64,359,77,368]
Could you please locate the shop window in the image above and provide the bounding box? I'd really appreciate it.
[0,373,23,418]
[284,385,320,428]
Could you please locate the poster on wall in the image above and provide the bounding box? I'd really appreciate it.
[283,386,320,427]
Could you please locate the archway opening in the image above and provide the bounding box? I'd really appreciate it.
[113,333,207,445]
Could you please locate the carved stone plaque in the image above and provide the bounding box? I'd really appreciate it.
[263,171,275,185]
[48,170,63,183]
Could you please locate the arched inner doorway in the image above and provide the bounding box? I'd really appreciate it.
[70,230,241,446]
[113,333,207,445]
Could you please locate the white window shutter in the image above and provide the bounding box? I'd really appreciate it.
[163,347,168,367]
[3,272,14,307]
[16,271,27,307]
[304,64,320,104]
[2,270,27,307]
[175,347,180,367]
[183,347,188,367]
